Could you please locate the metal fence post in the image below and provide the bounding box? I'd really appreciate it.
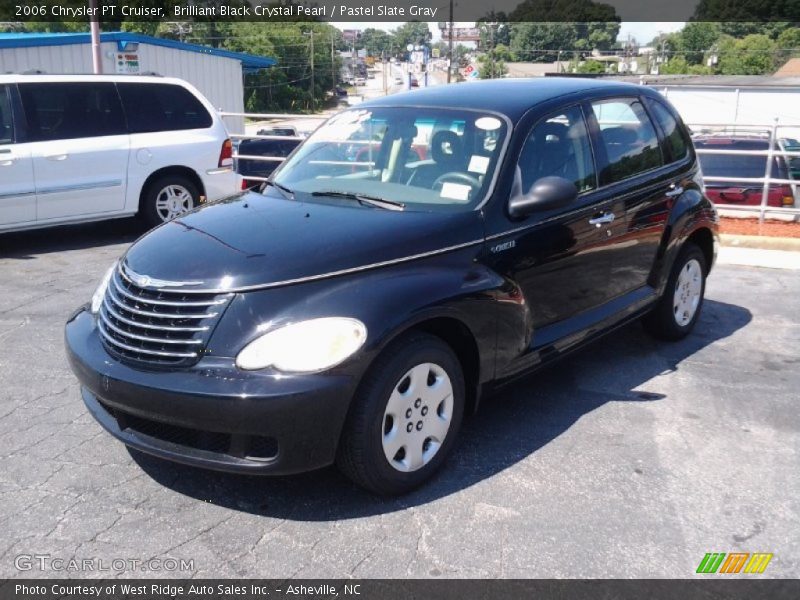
[759,118,778,224]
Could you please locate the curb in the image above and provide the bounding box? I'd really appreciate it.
[720,234,800,252]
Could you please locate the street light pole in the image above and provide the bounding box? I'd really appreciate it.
[89,0,102,74]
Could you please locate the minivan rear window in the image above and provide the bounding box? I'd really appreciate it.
[117,83,212,133]
[19,82,126,141]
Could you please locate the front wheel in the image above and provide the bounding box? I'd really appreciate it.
[643,242,707,340]
[140,176,199,228]
[336,332,465,495]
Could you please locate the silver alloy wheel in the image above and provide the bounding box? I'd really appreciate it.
[381,362,454,473]
[154,184,195,222]
[673,258,703,326]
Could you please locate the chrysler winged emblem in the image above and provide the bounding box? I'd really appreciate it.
[122,263,204,289]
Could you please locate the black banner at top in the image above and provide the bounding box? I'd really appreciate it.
[1,0,800,23]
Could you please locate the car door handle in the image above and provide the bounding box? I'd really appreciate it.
[665,185,684,198]
[588,212,615,227]
[44,153,68,161]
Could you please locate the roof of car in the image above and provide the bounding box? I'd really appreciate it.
[0,32,275,72]
[0,73,193,86]
[362,77,647,121]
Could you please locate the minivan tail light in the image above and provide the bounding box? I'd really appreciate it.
[219,139,233,168]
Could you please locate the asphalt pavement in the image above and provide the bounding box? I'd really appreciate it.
[0,219,797,578]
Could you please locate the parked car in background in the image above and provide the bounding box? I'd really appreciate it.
[237,135,302,188]
[0,74,237,232]
[693,135,797,208]
[66,79,718,495]
[394,76,404,86]
[355,77,367,86]
[257,126,298,138]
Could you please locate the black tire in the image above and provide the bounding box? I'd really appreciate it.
[336,332,465,495]
[643,242,707,340]
[140,175,200,229]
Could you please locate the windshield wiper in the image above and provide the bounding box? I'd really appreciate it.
[264,180,294,200]
[310,190,405,211]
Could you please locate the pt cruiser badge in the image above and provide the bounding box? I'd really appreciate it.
[66,78,718,495]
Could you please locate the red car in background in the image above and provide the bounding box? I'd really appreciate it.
[693,135,797,208]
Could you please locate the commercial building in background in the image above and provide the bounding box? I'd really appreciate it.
[0,32,275,133]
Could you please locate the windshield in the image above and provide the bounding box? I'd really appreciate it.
[272,106,509,211]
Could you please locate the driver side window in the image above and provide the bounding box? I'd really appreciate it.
[516,106,596,196]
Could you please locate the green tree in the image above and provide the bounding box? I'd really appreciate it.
[660,56,690,74]
[776,27,800,63]
[575,59,606,73]
[391,22,431,54]
[678,22,721,64]
[359,28,394,57]
[510,23,576,62]
[477,44,511,78]
[717,34,778,74]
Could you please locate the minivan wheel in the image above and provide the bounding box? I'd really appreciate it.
[141,176,199,228]
[336,332,465,495]
[643,242,707,340]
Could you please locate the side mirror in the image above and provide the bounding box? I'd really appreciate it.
[508,176,578,219]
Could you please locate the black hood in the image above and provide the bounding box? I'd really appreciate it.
[122,192,485,291]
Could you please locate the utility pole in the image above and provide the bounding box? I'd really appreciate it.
[89,0,102,74]
[447,0,454,83]
[309,29,315,109]
[331,33,336,95]
[490,23,495,79]
[382,50,387,94]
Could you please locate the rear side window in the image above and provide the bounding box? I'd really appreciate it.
[18,82,126,141]
[0,85,13,144]
[118,83,212,133]
[646,98,688,162]
[591,98,663,185]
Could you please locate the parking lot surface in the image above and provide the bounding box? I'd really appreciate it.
[1,220,798,578]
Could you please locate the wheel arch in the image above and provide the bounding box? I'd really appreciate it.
[138,166,206,214]
[377,315,483,416]
[685,226,715,273]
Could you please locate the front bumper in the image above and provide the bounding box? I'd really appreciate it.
[65,308,357,475]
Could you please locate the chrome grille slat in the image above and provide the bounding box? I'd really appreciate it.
[99,313,204,345]
[106,286,218,319]
[98,267,230,367]
[98,321,199,359]
[102,299,209,332]
[111,276,228,307]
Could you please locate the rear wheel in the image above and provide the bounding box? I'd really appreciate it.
[336,332,465,495]
[140,176,199,228]
[643,242,707,340]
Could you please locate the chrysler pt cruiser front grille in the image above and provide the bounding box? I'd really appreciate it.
[98,264,231,366]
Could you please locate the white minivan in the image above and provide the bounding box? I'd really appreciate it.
[0,74,238,232]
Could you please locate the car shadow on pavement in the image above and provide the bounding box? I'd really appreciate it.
[0,218,145,259]
[131,298,752,519]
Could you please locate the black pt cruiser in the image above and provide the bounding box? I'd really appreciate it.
[66,79,718,495]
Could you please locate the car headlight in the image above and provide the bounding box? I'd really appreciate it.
[236,317,367,372]
[90,262,117,314]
